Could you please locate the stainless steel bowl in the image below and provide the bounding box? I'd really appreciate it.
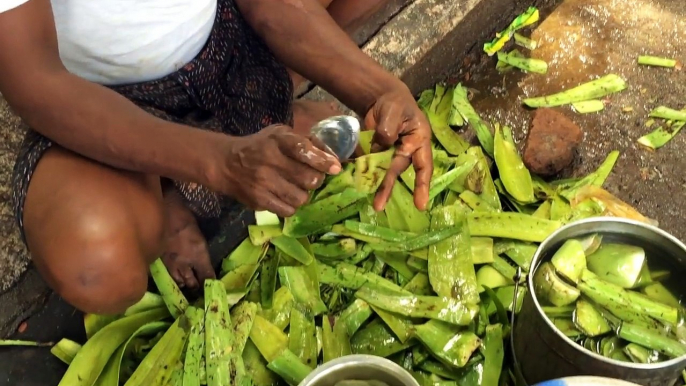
[298,355,420,386]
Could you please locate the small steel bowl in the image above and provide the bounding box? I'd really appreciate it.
[298,355,420,386]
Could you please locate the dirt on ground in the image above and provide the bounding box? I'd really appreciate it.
[454,0,686,241]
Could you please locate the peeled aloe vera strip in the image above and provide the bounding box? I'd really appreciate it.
[318,262,403,291]
[322,315,352,363]
[338,299,374,336]
[523,74,627,108]
[496,51,547,74]
[223,238,268,273]
[182,307,205,386]
[344,220,415,242]
[283,188,367,237]
[572,100,605,114]
[220,242,268,291]
[278,265,327,315]
[266,349,313,386]
[314,163,355,201]
[288,305,318,366]
[451,85,495,156]
[425,85,470,155]
[370,305,413,343]
[203,280,239,386]
[649,106,686,121]
[150,258,189,319]
[250,315,289,363]
[459,190,498,213]
[271,236,314,265]
[638,120,685,150]
[428,205,479,303]
[58,308,168,386]
[414,319,481,369]
[355,285,478,326]
[638,55,678,68]
[248,225,282,246]
[481,324,504,386]
[350,319,412,357]
[259,286,294,330]
[467,212,561,242]
[51,339,82,365]
[494,125,535,203]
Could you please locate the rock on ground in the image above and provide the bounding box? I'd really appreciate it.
[0,95,30,293]
[523,108,583,177]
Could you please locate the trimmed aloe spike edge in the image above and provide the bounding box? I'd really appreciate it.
[649,106,686,122]
[572,100,605,114]
[638,55,677,68]
[638,120,686,150]
[50,339,82,365]
[497,51,548,74]
[523,74,627,108]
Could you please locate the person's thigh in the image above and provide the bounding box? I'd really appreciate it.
[22,146,166,315]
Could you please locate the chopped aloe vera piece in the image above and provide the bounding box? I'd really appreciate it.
[484,6,540,55]
[619,322,686,358]
[574,300,611,337]
[523,74,627,108]
[534,262,580,307]
[485,286,525,316]
[624,343,660,364]
[543,305,575,318]
[514,33,537,50]
[471,237,495,264]
[572,100,604,114]
[586,243,646,289]
[255,211,280,226]
[278,266,327,315]
[476,265,512,293]
[638,55,677,68]
[553,318,583,338]
[497,51,547,74]
[550,239,586,284]
[649,106,686,121]
[638,121,686,150]
[350,319,412,357]
[414,320,481,369]
[451,85,495,156]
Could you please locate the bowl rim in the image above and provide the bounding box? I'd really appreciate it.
[298,354,420,386]
[526,216,686,370]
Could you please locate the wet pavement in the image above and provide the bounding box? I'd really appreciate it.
[453,0,686,241]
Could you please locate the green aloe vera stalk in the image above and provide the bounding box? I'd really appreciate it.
[619,322,686,358]
[649,106,686,121]
[414,320,481,369]
[259,287,294,330]
[150,258,188,319]
[288,306,317,366]
[497,51,547,74]
[283,188,367,237]
[481,324,504,386]
[573,300,611,337]
[450,85,495,156]
[586,243,646,288]
[278,266,327,315]
[248,225,282,245]
[468,213,561,242]
[638,55,677,68]
[523,74,627,108]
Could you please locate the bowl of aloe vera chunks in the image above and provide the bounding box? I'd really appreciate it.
[514,217,686,386]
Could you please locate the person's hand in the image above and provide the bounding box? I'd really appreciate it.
[215,124,341,217]
[365,83,433,212]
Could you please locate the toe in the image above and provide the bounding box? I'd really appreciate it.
[181,266,199,290]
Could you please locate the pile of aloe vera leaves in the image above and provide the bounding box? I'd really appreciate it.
[45,69,670,386]
[536,237,686,364]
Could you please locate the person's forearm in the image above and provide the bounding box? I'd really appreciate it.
[3,71,222,185]
[236,0,404,116]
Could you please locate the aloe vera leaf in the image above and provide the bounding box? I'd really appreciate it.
[288,305,318,366]
[574,300,611,337]
[532,199,552,219]
[514,33,537,49]
[283,188,367,237]
[428,206,479,303]
[579,270,679,325]
[533,262,580,307]
[204,280,245,386]
[403,272,432,295]
[459,191,497,213]
[385,182,431,233]
[558,151,620,200]
[355,286,478,326]
[523,74,627,108]
[572,100,605,114]
[464,147,501,210]
[93,321,171,386]
[223,238,267,273]
[426,85,470,155]
[638,121,686,150]
[259,287,294,330]
[231,302,258,354]
[124,312,191,386]
[260,252,279,309]
[266,349,313,386]
[51,339,82,365]
[182,307,205,386]
[150,258,189,319]
[481,324,504,386]
[414,320,481,369]
[221,243,268,291]
[649,106,686,121]
[318,262,402,291]
[553,318,584,338]
[486,286,526,316]
[255,210,280,226]
[497,51,547,74]
[322,315,352,363]
[467,212,561,242]
[243,340,280,386]
[407,256,429,273]
[494,125,535,203]
[343,220,415,243]
[278,266,327,315]
[428,167,468,200]
[338,299,374,336]
[484,6,539,55]
[314,163,355,201]
[476,265,512,292]
[550,239,587,284]
[642,282,681,308]
[471,237,495,264]
[58,308,168,386]
[417,88,436,111]
[624,343,660,364]
[271,236,314,265]
[586,243,646,289]
[419,360,462,381]
[503,241,537,270]
[250,315,289,362]
[248,225,282,246]
[83,314,120,340]
[619,322,686,358]
[347,244,374,265]
[350,319,412,357]
[451,85,495,156]
[371,305,413,343]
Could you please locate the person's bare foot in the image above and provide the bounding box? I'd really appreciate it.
[160,189,215,289]
[292,99,342,135]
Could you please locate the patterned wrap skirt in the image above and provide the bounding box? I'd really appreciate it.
[11,0,294,238]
